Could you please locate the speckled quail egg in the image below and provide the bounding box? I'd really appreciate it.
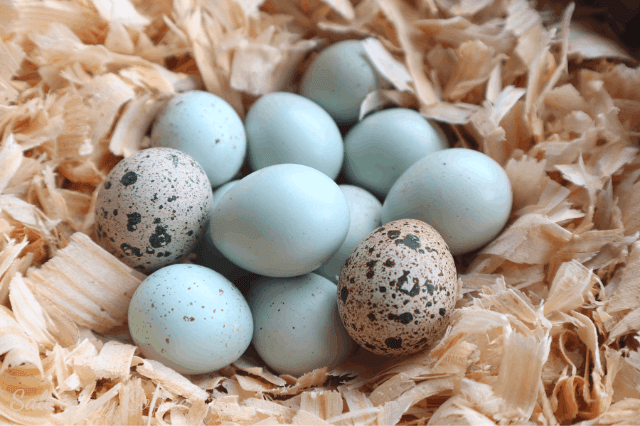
[95,148,213,273]
[337,219,457,356]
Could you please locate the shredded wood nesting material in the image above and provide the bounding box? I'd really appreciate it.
[1,0,640,424]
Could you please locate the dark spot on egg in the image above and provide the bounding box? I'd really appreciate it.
[394,234,421,251]
[120,171,137,186]
[104,181,112,189]
[387,230,401,240]
[340,287,349,303]
[126,212,141,231]
[398,313,413,324]
[385,337,402,348]
[439,308,446,316]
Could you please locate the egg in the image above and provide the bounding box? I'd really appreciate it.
[245,92,344,179]
[300,40,383,126]
[150,90,246,187]
[337,219,457,357]
[247,273,356,376]
[95,148,213,273]
[343,108,449,198]
[209,164,350,277]
[200,180,249,282]
[380,148,513,255]
[315,185,382,283]
[128,264,253,374]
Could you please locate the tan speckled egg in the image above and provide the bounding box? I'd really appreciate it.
[95,148,213,273]
[337,219,457,356]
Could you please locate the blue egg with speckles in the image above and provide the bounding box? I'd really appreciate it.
[151,90,246,187]
[128,264,253,374]
[209,164,350,277]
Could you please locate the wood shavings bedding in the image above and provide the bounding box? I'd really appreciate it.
[1,0,640,424]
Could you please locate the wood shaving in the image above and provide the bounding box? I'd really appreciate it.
[1,0,640,424]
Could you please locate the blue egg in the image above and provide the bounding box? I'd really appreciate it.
[343,108,449,198]
[209,164,350,277]
[315,185,381,283]
[300,40,383,126]
[247,273,356,376]
[151,90,246,187]
[245,92,344,179]
[128,264,253,374]
[381,148,513,255]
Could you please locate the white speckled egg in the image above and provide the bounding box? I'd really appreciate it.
[247,273,356,376]
[245,92,344,179]
[96,148,213,273]
[300,40,383,126]
[128,264,253,374]
[209,164,350,277]
[150,90,246,187]
[343,108,449,198]
[337,219,457,356]
[380,148,513,255]
[315,185,381,283]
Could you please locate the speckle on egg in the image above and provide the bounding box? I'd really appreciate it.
[95,148,213,273]
[337,219,457,356]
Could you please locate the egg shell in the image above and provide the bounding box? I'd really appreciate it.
[300,40,382,126]
[150,90,246,187]
[337,219,457,357]
[200,180,250,282]
[343,108,449,197]
[245,92,344,179]
[209,164,350,277]
[95,148,213,273]
[247,273,356,376]
[315,185,382,283]
[380,148,513,255]
[128,264,253,374]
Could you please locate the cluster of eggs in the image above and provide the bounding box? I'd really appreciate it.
[96,40,513,375]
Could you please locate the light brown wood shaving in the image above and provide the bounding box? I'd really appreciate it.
[2,0,640,424]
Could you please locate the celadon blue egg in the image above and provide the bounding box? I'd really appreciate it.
[209,164,350,277]
[245,92,344,179]
[247,273,356,376]
[315,185,381,283]
[201,180,248,282]
[128,264,253,374]
[150,90,246,187]
[300,40,383,126]
[380,148,513,255]
[343,108,449,198]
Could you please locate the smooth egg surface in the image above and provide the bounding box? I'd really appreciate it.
[150,90,246,187]
[95,148,213,273]
[209,164,350,277]
[247,273,356,376]
[315,185,381,283]
[343,108,449,197]
[128,264,253,374]
[245,92,344,179]
[338,219,457,356]
[381,148,513,255]
[300,40,382,126]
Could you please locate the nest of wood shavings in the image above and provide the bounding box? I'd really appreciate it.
[1,0,640,424]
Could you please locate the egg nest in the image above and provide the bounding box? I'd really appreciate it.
[1,0,640,425]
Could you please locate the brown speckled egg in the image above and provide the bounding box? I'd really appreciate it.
[95,148,213,273]
[337,219,457,356]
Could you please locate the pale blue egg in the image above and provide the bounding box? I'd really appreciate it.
[380,148,513,255]
[128,264,253,374]
[315,185,381,283]
[201,180,249,282]
[343,108,449,198]
[247,273,356,376]
[300,40,382,126]
[150,90,246,187]
[209,164,350,277]
[245,92,344,179]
